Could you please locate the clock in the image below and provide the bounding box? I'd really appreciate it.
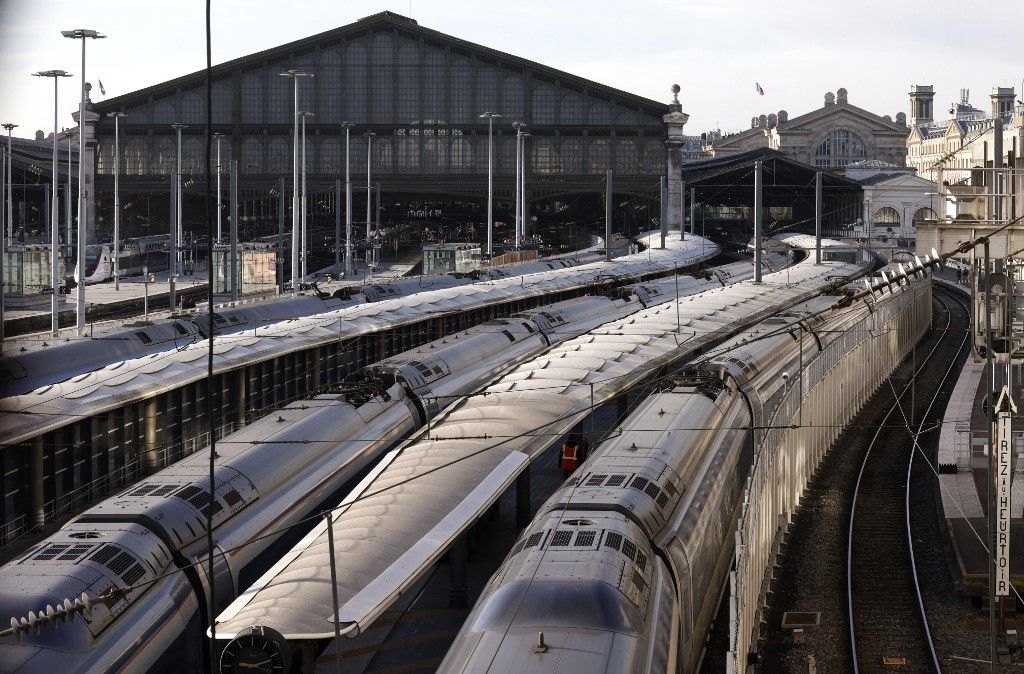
[219,625,292,674]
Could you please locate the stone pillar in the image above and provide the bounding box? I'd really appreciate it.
[663,84,690,235]
[31,436,45,528]
[516,465,531,530]
[70,82,101,244]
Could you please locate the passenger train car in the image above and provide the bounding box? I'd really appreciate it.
[0,278,698,674]
[73,235,171,286]
[2,231,704,399]
[439,261,931,673]
[208,240,873,672]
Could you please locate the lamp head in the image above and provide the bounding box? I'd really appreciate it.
[479,111,502,119]
[61,29,105,39]
[107,112,127,119]
[279,69,313,78]
[33,70,73,78]
[1,123,19,132]
[170,123,188,131]
[340,121,354,129]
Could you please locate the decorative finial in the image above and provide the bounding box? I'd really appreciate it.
[671,83,681,104]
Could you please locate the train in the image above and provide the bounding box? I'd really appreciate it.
[208,240,871,671]
[73,235,171,286]
[439,261,931,673]
[2,230,701,399]
[0,264,734,673]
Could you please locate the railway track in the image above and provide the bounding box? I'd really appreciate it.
[847,285,971,673]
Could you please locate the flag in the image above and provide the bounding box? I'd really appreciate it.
[755,82,765,96]
[98,79,106,96]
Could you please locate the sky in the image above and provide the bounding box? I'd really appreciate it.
[1,0,1022,138]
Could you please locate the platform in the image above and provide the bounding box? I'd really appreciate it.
[935,278,1024,596]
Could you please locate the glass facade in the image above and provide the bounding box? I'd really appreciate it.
[94,21,665,184]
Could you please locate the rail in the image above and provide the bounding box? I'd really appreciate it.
[846,285,970,673]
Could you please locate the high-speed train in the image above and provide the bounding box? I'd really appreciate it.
[439,261,930,673]
[0,270,712,674]
[2,231,686,399]
[74,235,171,286]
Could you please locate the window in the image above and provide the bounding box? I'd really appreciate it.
[815,128,866,167]
[319,136,340,175]
[588,101,613,126]
[913,207,937,222]
[533,83,557,124]
[371,34,395,123]
[242,72,263,124]
[451,138,473,173]
[560,138,583,173]
[476,66,497,112]
[318,46,343,124]
[450,57,473,124]
[873,206,900,226]
[532,138,559,174]
[560,93,583,125]
[397,39,420,124]
[586,138,609,173]
[501,74,524,120]
[242,137,262,174]
[266,137,289,174]
[344,41,368,123]
[423,49,446,124]
[614,138,638,174]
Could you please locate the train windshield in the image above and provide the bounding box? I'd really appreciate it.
[83,245,105,276]
[470,579,643,634]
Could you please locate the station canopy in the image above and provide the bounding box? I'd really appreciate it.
[682,148,861,207]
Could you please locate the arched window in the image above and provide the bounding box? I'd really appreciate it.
[815,128,866,167]
[913,207,937,222]
[873,206,900,228]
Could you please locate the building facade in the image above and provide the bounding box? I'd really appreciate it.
[85,11,677,250]
[846,160,937,241]
[707,88,909,170]
[906,85,1023,188]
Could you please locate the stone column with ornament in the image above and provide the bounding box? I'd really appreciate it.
[70,82,101,244]
[664,84,690,235]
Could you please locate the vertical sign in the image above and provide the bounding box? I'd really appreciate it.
[996,411,1012,596]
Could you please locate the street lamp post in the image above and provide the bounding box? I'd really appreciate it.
[61,28,105,337]
[170,124,186,279]
[278,69,313,292]
[512,122,527,248]
[365,131,375,269]
[2,124,15,243]
[66,136,72,259]
[341,122,354,278]
[33,71,72,336]
[107,112,126,291]
[213,132,225,244]
[299,111,314,282]
[479,112,501,260]
[520,130,530,242]
[0,122,15,352]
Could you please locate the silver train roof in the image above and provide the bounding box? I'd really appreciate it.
[0,232,718,446]
[214,240,862,640]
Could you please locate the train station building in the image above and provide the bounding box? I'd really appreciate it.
[81,11,675,255]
